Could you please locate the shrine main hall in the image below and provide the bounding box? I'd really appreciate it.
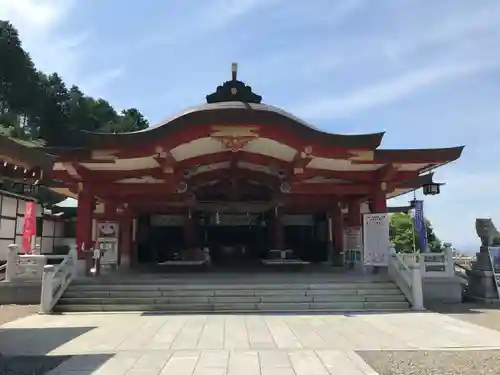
[44,65,463,271]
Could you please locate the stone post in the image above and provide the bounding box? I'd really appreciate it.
[443,243,455,277]
[410,262,424,310]
[5,244,19,282]
[68,244,78,279]
[40,265,55,314]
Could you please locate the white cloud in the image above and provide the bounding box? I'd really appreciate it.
[0,0,70,32]
[0,0,88,84]
[144,0,282,47]
[296,60,500,119]
[0,0,126,97]
[83,68,125,98]
[384,2,500,61]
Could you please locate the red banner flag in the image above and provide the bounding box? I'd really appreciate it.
[22,202,36,253]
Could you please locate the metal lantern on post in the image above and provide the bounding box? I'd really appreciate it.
[422,182,442,196]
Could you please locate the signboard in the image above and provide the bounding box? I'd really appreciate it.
[96,221,119,266]
[345,226,362,264]
[150,215,184,227]
[97,222,119,238]
[363,213,390,266]
[22,202,36,253]
[208,214,259,226]
[488,246,500,298]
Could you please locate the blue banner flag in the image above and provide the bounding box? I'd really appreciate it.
[410,200,428,252]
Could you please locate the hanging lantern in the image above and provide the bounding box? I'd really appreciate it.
[23,183,40,195]
[215,211,220,225]
[422,182,442,196]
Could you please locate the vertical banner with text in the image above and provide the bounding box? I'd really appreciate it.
[410,200,428,252]
[22,202,36,253]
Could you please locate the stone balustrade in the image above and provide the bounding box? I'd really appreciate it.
[420,244,455,278]
[4,244,66,283]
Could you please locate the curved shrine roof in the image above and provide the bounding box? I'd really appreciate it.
[0,135,53,170]
[75,102,385,150]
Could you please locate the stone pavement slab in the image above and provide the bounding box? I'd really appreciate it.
[1,311,500,374]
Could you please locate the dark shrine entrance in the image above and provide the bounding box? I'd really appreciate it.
[202,213,268,266]
[135,210,329,267]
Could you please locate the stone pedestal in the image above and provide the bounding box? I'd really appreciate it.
[468,246,499,300]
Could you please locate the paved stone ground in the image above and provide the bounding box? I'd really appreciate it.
[429,302,500,332]
[1,310,500,374]
[0,304,37,326]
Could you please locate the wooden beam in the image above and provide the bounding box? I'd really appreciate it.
[292,168,418,183]
[290,147,313,175]
[375,164,396,181]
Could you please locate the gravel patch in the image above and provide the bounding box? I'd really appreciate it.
[0,355,70,375]
[429,303,500,332]
[357,350,500,375]
[0,305,37,326]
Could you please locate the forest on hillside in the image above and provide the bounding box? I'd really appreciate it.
[0,21,149,147]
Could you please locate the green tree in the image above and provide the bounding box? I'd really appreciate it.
[389,212,443,253]
[1,21,150,145]
[29,72,71,145]
[86,99,118,131]
[0,21,39,120]
[67,85,92,131]
[101,108,149,133]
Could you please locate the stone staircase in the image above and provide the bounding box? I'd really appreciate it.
[55,274,410,313]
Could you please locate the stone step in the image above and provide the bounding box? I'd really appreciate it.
[66,282,399,292]
[71,278,394,285]
[54,300,410,313]
[63,287,402,299]
[58,293,407,305]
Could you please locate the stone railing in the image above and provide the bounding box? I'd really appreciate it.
[388,245,424,310]
[4,244,66,282]
[420,245,455,278]
[40,246,78,314]
[0,262,6,281]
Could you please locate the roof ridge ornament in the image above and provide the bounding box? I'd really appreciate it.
[206,63,263,104]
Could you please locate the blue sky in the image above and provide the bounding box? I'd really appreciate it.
[2,0,499,251]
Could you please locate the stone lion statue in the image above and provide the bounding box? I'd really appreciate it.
[476,218,500,246]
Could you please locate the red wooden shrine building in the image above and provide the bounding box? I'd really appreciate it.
[43,64,463,271]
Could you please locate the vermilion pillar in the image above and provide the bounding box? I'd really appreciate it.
[76,184,93,275]
[183,209,196,248]
[330,203,344,266]
[272,206,285,250]
[119,210,133,268]
[371,184,388,213]
[347,201,361,227]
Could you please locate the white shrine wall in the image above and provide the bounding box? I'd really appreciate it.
[0,191,68,260]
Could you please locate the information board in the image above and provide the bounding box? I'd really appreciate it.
[488,246,500,298]
[363,213,390,266]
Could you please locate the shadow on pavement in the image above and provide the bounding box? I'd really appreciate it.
[0,326,113,374]
[427,302,500,314]
[0,353,114,375]
[0,326,96,356]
